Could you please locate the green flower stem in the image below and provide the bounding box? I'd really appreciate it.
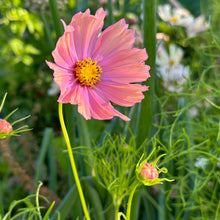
[114,201,121,220]
[58,103,91,220]
[126,183,139,220]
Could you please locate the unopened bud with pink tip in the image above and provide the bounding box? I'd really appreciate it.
[136,149,174,186]
[140,163,158,180]
[0,119,13,134]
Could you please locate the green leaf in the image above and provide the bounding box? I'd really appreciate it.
[81,178,105,220]
[50,185,78,220]
[42,201,55,220]
[136,0,157,147]
[34,128,54,184]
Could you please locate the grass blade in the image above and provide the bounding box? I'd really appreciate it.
[136,0,156,147]
[34,128,54,184]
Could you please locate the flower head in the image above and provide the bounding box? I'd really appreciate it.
[136,149,174,186]
[0,119,13,134]
[186,15,210,38]
[156,43,189,92]
[46,8,150,121]
[158,4,194,27]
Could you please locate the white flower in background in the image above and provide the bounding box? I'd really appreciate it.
[156,44,189,92]
[158,4,209,37]
[47,81,59,96]
[189,106,199,118]
[217,157,220,168]
[195,156,220,169]
[158,4,194,27]
[195,157,208,169]
[186,15,210,37]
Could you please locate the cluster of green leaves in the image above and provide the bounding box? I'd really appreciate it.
[92,136,138,208]
[150,1,220,219]
[0,0,59,135]
[0,182,55,220]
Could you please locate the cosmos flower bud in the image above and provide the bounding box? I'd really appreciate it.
[136,149,174,186]
[140,163,158,180]
[0,119,13,134]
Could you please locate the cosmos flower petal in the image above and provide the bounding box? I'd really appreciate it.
[61,19,74,32]
[101,63,150,83]
[92,19,135,62]
[52,30,79,68]
[156,46,169,66]
[100,48,150,83]
[100,48,148,69]
[66,8,107,60]
[58,80,78,104]
[169,44,183,63]
[46,61,74,86]
[95,82,148,107]
[77,87,91,119]
[158,4,172,22]
[58,83,96,120]
[87,89,130,121]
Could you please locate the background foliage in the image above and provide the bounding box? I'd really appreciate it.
[0,0,219,219]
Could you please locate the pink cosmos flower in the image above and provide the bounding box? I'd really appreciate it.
[0,119,13,134]
[140,163,158,180]
[46,8,150,121]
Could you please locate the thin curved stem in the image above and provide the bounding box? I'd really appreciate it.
[36,182,43,220]
[126,183,139,220]
[58,103,91,220]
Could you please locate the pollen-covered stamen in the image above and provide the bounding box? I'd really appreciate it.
[169,60,175,66]
[171,16,178,23]
[75,58,102,87]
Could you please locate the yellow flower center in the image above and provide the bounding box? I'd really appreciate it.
[169,60,175,66]
[75,58,102,87]
[171,16,178,23]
